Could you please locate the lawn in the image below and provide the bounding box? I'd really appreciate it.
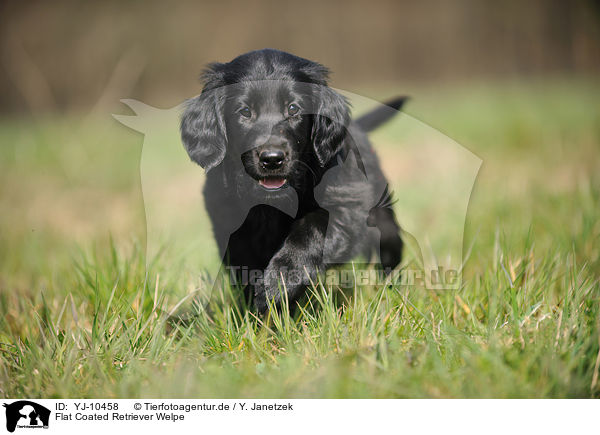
[0,79,599,398]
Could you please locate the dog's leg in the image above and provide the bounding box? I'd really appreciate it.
[255,206,368,313]
[370,207,403,272]
[254,209,328,313]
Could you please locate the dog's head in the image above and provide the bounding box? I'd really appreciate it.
[181,49,350,196]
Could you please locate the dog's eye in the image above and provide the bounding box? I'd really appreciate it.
[287,103,300,116]
[239,107,252,118]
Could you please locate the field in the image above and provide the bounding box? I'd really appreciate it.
[0,79,599,398]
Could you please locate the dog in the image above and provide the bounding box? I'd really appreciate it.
[180,48,405,313]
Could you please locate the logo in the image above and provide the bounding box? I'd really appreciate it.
[113,92,481,298]
[2,401,50,433]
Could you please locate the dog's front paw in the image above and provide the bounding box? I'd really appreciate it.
[254,265,288,314]
[253,282,269,315]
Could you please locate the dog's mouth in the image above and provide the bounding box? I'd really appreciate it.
[258,177,287,190]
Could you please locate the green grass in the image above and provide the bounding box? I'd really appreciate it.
[0,78,599,398]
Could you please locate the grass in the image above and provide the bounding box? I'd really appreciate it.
[0,78,599,398]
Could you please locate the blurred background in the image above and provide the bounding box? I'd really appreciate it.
[1,0,599,113]
[0,0,599,288]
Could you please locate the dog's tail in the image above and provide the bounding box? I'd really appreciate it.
[354,96,409,132]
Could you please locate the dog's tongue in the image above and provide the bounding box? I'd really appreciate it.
[259,177,286,189]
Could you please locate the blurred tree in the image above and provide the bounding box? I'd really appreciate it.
[0,0,598,114]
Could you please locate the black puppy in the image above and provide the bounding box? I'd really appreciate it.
[181,49,404,313]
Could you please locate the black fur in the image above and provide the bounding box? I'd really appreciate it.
[181,49,404,314]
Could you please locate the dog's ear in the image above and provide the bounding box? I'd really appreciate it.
[180,64,227,171]
[311,85,350,167]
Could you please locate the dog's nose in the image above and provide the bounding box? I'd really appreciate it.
[259,149,286,170]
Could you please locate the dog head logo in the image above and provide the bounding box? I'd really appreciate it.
[114,87,481,305]
[3,401,50,432]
